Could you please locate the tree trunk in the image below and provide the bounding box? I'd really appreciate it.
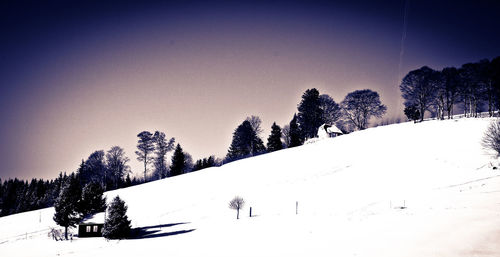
[65,226,68,240]
[144,156,147,182]
[236,209,239,219]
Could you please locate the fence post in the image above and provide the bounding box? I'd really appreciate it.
[249,207,252,217]
[296,201,298,215]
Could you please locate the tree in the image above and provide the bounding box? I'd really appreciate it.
[229,196,245,219]
[482,119,500,157]
[404,105,420,122]
[135,131,155,182]
[183,151,194,173]
[458,62,485,118]
[341,89,387,130]
[493,56,500,114]
[297,88,323,139]
[102,196,131,239]
[266,122,283,152]
[400,66,438,121]
[78,181,106,217]
[246,115,263,137]
[105,146,130,189]
[53,174,81,240]
[289,114,303,147]
[281,124,291,148]
[192,156,216,171]
[152,131,175,180]
[319,94,342,125]
[226,120,266,161]
[170,144,186,177]
[79,151,106,187]
[441,67,460,119]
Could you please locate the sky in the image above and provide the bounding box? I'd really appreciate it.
[0,0,499,180]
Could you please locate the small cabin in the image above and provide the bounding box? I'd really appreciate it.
[78,212,105,238]
[317,123,343,139]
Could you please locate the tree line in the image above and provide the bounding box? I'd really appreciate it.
[224,87,387,162]
[401,56,500,121]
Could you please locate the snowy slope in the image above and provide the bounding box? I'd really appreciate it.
[1,118,500,257]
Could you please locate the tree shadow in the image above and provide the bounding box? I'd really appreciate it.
[130,222,195,240]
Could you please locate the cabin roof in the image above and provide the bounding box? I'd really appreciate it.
[80,212,105,225]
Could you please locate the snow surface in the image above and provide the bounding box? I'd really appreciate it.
[1,118,500,257]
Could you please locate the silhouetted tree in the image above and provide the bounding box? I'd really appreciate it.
[103,196,131,239]
[135,131,155,182]
[246,115,263,137]
[267,122,283,152]
[297,88,323,140]
[319,94,342,125]
[492,57,500,114]
[79,151,106,187]
[105,146,130,189]
[229,196,245,219]
[226,120,266,161]
[78,181,106,217]
[170,144,186,177]
[152,131,175,180]
[289,114,303,147]
[341,89,387,130]
[441,67,461,119]
[53,174,81,240]
[193,156,216,171]
[400,66,438,121]
[404,105,420,122]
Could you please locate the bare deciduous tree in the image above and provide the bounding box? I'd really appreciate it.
[229,196,245,219]
[482,120,500,156]
[106,146,130,189]
[281,124,291,147]
[341,89,387,130]
[246,115,263,137]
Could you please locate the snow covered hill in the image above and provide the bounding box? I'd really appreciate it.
[1,118,500,257]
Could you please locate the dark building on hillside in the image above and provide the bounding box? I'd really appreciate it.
[78,212,105,238]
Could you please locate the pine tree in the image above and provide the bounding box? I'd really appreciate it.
[297,88,323,140]
[78,182,106,217]
[53,174,81,240]
[226,120,266,161]
[102,196,131,239]
[289,114,303,147]
[170,144,186,177]
[266,122,283,152]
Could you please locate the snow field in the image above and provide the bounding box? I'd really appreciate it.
[1,118,499,257]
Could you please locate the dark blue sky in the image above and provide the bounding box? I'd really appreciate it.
[1,0,499,180]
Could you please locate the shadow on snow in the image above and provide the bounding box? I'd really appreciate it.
[130,222,195,240]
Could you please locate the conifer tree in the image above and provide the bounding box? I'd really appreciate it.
[226,120,266,161]
[170,144,186,177]
[266,122,283,152]
[53,174,81,240]
[289,114,303,147]
[102,196,131,239]
[78,182,106,217]
[297,88,323,140]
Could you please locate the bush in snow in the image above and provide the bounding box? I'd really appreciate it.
[103,196,131,239]
[229,196,245,219]
[482,120,500,157]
